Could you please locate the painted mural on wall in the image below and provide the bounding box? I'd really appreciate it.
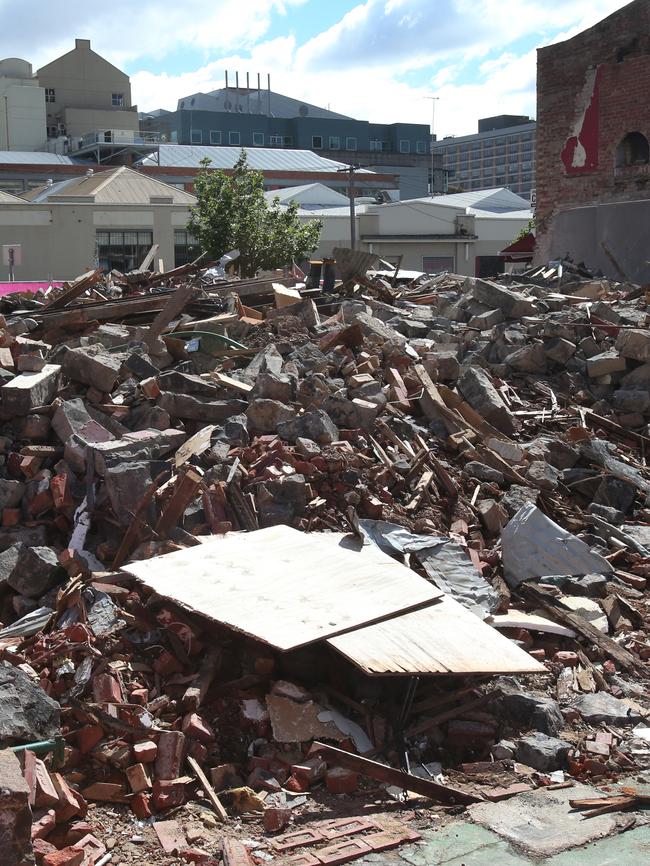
[560,66,603,174]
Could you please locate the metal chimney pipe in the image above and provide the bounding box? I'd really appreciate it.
[225,70,229,110]
[267,74,271,117]
[235,71,240,112]
[257,73,261,114]
[246,72,250,113]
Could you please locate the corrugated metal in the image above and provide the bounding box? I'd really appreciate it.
[0,189,26,203]
[141,144,369,174]
[0,150,76,165]
[429,188,530,212]
[25,167,196,205]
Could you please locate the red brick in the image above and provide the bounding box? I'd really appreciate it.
[126,762,152,793]
[154,819,187,854]
[182,712,215,743]
[221,838,254,866]
[91,672,123,703]
[324,767,359,795]
[263,807,291,833]
[553,651,578,667]
[51,774,87,822]
[319,818,376,840]
[33,838,57,865]
[315,838,372,865]
[284,856,320,866]
[152,779,186,811]
[484,783,534,801]
[32,810,57,840]
[76,725,104,755]
[71,834,106,865]
[43,847,85,866]
[155,730,186,780]
[362,831,412,853]
[2,507,21,526]
[133,740,157,763]
[271,828,325,852]
[131,792,152,819]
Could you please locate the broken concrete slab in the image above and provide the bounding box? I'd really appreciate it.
[573,692,645,725]
[0,749,33,866]
[246,399,296,434]
[0,543,64,597]
[90,428,187,475]
[277,409,339,444]
[52,397,114,445]
[515,732,570,772]
[457,367,518,435]
[62,345,125,392]
[157,392,246,423]
[471,280,537,319]
[469,783,635,859]
[0,364,61,416]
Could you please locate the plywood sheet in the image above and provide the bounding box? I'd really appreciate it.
[328,595,546,676]
[123,526,442,651]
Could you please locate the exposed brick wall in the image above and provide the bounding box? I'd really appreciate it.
[535,0,650,262]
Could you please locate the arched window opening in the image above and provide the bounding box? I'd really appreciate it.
[616,132,650,167]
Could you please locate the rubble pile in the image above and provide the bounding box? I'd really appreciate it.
[0,259,649,865]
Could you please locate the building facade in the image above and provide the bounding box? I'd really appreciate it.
[0,166,195,281]
[37,39,139,144]
[535,0,650,282]
[0,58,46,151]
[433,115,536,199]
[141,84,444,198]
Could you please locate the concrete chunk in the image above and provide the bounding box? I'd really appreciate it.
[0,364,61,416]
[0,543,64,597]
[0,749,33,866]
[586,350,626,378]
[62,346,124,392]
[0,661,60,742]
[157,391,246,423]
[457,367,518,434]
[90,428,186,475]
[471,279,537,318]
[616,328,650,362]
[246,399,296,433]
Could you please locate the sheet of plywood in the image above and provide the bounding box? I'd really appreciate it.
[123,526,442,651]
[328,595,545,676]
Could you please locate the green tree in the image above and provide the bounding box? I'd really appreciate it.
[513,217,536,243]
[188,150,322,278]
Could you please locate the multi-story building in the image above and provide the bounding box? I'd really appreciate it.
[433,115,536,199]
[0,58,46,151]
[37,39,141,151]
[140,80,444,199]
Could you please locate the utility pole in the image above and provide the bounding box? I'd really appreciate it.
[425,96,439,196]
[337,163,360,249]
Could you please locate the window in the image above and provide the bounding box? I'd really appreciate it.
[422,255,454,273]
[174,230,201,267]
[190,129,202,144]
[616,132,650,167]
[229,131,240,145]
[369,139,382,151]
[476,255,505,278]
[312,135,323,149]
[96,230,153,273]
[329,136,340,150]
[416,141,427,154]
[45,88,55,103]
[171,130,178,142]
[112,93,124,107]
[283,136,293,146]
[346,137,357,151]
[253,132,264,146]
[269,134,283,145]
[209,130,221,144]
[399,140,410,153]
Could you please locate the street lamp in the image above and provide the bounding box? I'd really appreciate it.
[424,96,439,196]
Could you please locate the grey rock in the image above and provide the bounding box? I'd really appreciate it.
[277,409,339,444]
[295,437,321,457]
[586,350,626,378]
[128,404,171,431]
[616,328,650,362]
[526,460,560,490]
[492,739,516,760]
[222,414,250,446]
[464,461,505,486]
[457,367,518,435]
[0,480,25,512]
[621,361,650,390]
[63,345,125,392]
[497,678,564,736]
[159,370,221,398]
[52,397,114,445]
[563,572,608,597]
[504,343,547,374]
[471,279,537,318]
[91,428,186,475]
[612,389,650,414]
[468,309,504,330]
[157,392,246,423]
[515,732,570,772]
[502,484,539,517]
[0,543,64,598]
[573,692,644,725]
[430,349,460,382]
[588,503,625,525]
[250,370,294,403]
[0,364,61,416]
[104,460,157,525]
[594,476,637,514]
[246,399,296,434]
[0,661,60,743]
[245,344,284,379]
[544,337,577,365]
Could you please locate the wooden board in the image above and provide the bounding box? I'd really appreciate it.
[122,527,442,651]
[327,595,546,676]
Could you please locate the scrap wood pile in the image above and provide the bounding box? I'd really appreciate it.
[0,255,649,865]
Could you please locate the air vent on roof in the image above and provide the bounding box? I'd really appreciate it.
[299,104,309,117]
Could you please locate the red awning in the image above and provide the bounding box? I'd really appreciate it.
[499,232,535,261]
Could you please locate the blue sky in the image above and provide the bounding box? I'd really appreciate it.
[0,0,632,137]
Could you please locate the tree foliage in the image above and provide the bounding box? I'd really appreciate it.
[188,151,322,278]
[514,217,536,243]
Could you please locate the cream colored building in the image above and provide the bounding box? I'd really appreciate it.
[299,188,532,278]
[37,39,139,141]
[0,58,46,151]
[0,166,196,281]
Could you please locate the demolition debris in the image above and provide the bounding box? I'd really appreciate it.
[0,256,649,865]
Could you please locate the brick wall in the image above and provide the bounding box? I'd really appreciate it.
[535,0,650,262]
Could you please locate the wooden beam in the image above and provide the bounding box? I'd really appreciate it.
[155,469,203,536]
[187,756,228,821]
[308,741,481,805]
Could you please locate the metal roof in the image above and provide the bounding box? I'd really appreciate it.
[25,167,196,205]
[264,183,350,209]
[0,189,26,203]
[139,144,373,174]
[0,151,77,165]
[428,188,531,212]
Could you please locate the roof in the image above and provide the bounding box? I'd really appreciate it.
[433,121,536,148]
[0,151,77,165]
[176,88,352,121]
[470,208,533,219]
[430,188,531,212]
[264,183,350,209]
[24,166,196,205]
[138,144,374,174]
[499,232,536,260]
[0,189,25,203]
